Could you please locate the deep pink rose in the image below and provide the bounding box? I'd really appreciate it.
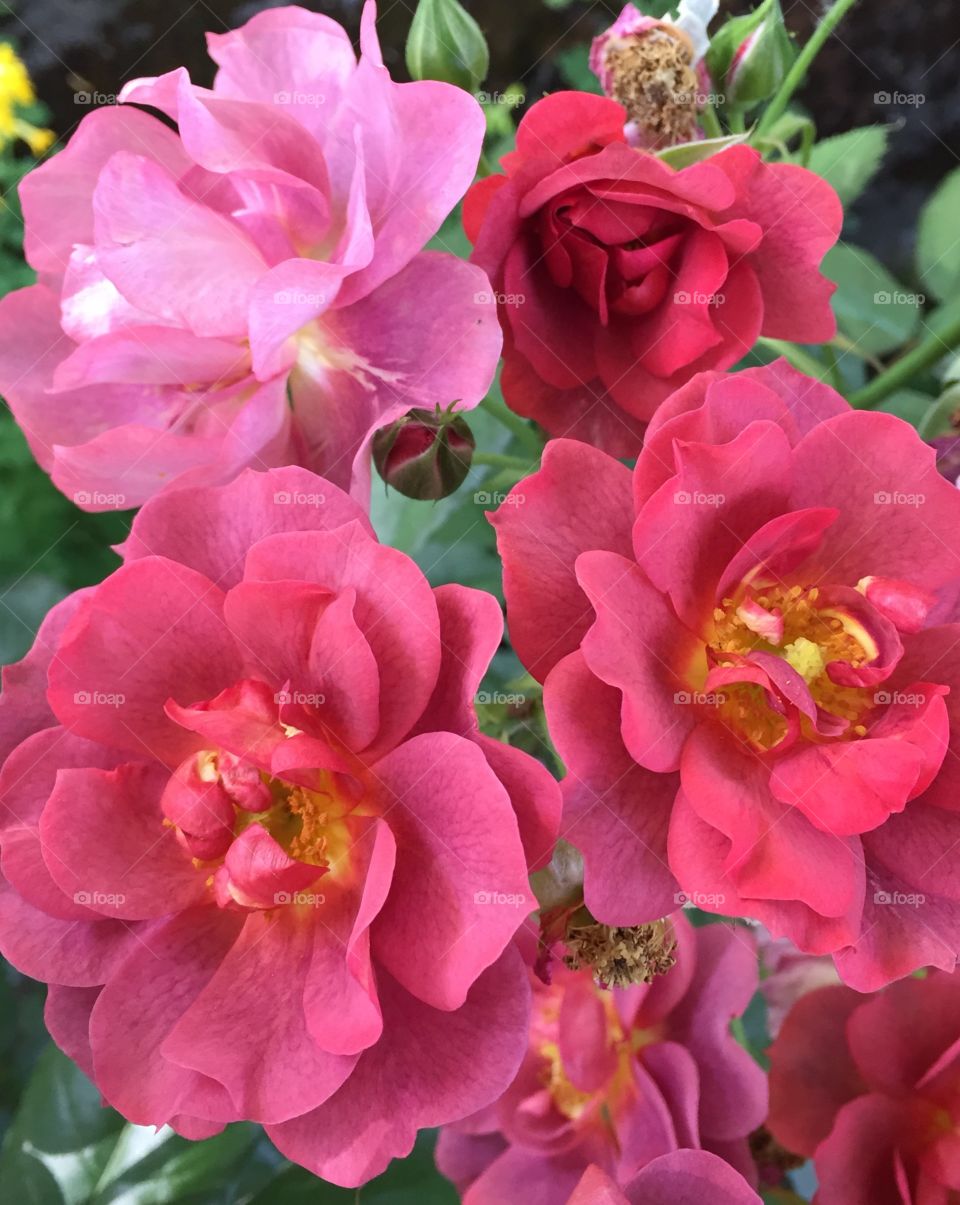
[568,1155,761,1205]
[492,360,960,990]
[0,2,500,510]
[0,466,560,1185]
[465,92,840,456]
[436,915,766,1202]
[768,973,960,1204]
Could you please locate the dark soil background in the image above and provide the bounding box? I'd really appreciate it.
[3,0,958,279]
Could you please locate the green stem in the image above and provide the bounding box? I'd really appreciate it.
[472,450,537,472]
[757,0,860,135]
[700,103,724,138]
[822,341,843,391]
[480,392,543,455]
[727,109,746,134]
[848,313,960,409]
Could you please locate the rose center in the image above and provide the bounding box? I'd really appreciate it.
[707,583,877,747]
[537,987,665,1122]
[234,773,348,868]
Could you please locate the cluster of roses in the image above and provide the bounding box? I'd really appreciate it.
[1,4,959,1203]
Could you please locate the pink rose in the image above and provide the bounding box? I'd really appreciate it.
[465,93,840,455]
[0,466,560,1185]
[768,973,960,1204]
[492,360,960,990]
[0,2,500,510]
[568,1155,761,1205]
[437,915,766,1202]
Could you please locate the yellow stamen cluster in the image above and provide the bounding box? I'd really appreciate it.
[234,774,343,869]
[709,583,875,745]
[286,786,330,865]
[716,683,790,751]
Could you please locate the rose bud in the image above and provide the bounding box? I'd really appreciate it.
[405,0,490,93]
[589,0,718,148]
[372,407,475,500]
[707,0,795,110]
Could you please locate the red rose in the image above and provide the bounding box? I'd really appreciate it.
[466,92,841,455]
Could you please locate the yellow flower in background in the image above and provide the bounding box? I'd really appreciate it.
[0,42,54,155]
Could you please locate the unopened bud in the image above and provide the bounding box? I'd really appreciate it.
[405,0,490,93]
[373,407,475,501]
[708,0,794,109]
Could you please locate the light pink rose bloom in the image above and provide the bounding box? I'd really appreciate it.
[0,466,561,1185]
[0,3,500,510]
[437,915,766,1203]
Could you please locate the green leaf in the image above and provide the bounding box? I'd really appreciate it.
[875,388,936,427]
[823,243,922,356]
[657,131,750,168]
[918,383,960,440]
[0,1044,262,1205]
[0,1045,124,1204]
[93,1124,259,1204]
[555,46,603,95]
[917,167,960,302]
[805,126,889,207]
[247,1132,456,1204]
